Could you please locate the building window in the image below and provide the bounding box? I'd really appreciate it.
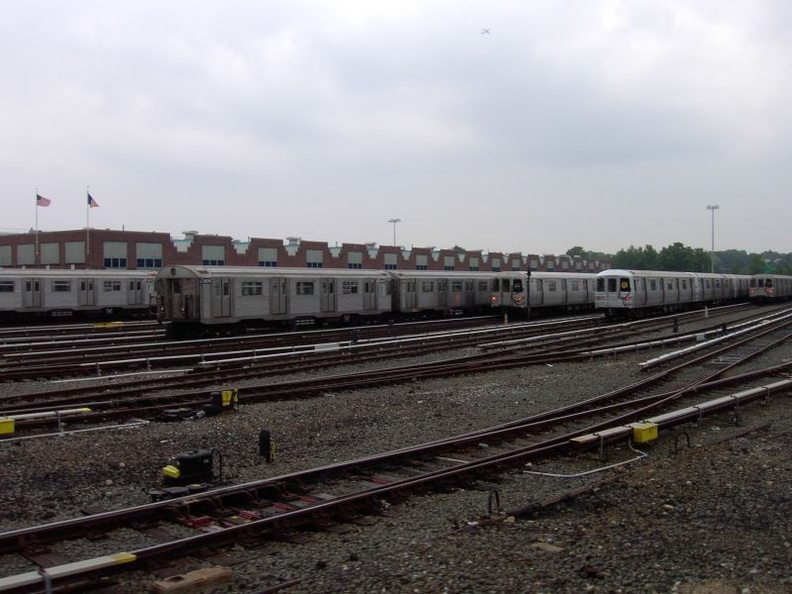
[202,259,225,266]
[136,258,163,269]
[416,264,428,270]
[306,249,324,268]
[444,265,454,271]
[258,247,278,267]
[342,281,359,294]
[242,281,263,296]
[52,280,72,292]
[348,252,363,269]
[296,281,314,295]
[104,258,128,269]
[136,243,163,269]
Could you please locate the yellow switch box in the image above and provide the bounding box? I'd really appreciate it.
[632,422,658,443]
[162,465,180,479]
[0,418,14,436]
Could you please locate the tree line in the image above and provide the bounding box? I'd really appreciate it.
[566,243,792,275]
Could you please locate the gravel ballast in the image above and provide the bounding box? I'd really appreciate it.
[1,334,790,593]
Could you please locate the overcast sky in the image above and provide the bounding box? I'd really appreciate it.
[3,1,790,256]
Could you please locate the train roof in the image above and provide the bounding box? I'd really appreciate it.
[597,269,751,280]
[493,271,598,278]
[156,265,394,280]
[0,269,155,278]
[597,269,700,278]
[385,270,497,279]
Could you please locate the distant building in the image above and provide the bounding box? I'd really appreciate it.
[0,228,611,272]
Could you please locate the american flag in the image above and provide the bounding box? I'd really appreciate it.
[88,193,99,208]
[36,194,52,207]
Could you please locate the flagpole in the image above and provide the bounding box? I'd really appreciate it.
[86,186,90,268]
[34,189,39,266]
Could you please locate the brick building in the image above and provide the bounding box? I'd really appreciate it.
[0,229,610,273]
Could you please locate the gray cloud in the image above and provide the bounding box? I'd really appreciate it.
[3,1,790,255]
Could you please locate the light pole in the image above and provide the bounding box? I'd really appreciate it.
[706,204,719,273]
[388,218,401,246]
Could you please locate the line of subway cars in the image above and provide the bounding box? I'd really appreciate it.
[156,266,599,337]
[0,266,788,332]
[596,270,792,317]
[0,269,156,321]
[154,265,792,337]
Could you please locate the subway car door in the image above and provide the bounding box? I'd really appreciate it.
[363,279,378,310]
[637,278,648,305]
[269,278,288,315]
[402,279,418,310]
[211,277,232,318]
[22,278,42,308]
[533,278,544,306]
[78,278,96,306]
[127,279,144,305]
[320,279,337,313]
[437,279,448,307]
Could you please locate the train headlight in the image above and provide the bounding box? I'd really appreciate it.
[514,295,524,303]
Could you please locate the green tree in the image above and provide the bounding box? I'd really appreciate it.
[611,245,658,270]
[748,254,765,274]
[691,248,712,272]
[566,246,587,258]
[717,249,751,273]
[657,242,702,271]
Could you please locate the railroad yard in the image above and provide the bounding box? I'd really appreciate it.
[1,307,791,593]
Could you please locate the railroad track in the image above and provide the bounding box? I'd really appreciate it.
[0,321,789,593]
[0,319,162,341]
[0,315,511,381]
[0,305,771,381]
[3,307,790,437]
